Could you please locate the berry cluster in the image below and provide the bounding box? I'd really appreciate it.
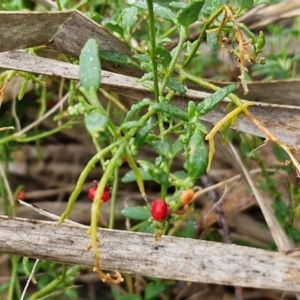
[150,189,195,221]
[88,181,111,203]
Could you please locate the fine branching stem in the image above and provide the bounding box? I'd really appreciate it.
[160,26,188,95]
[183,5,225,67]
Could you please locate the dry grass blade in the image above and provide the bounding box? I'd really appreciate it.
[17,200,84,227]
[227,142,294,252]
[228,142,300,300]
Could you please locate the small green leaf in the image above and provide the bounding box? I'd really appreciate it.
[79,39,101,91]
[187,101,197,119]
[129,0,175,21]
[135,221,156,233]
[254,31,265,53]
[85,111,108,136]
[88,12,102,24]
[197,85,239,115]
[186,128,208,179]
[18,77,29,100]
[138,72,153,82]
[172,138,183,156]
[206,31,219,52]
[99,50,132,65]
[167,78,186,95]
[169,2,187,10]
[124,99,152,123]
[148,139,172,159]
[153,2,175,21]
[177,1,205,27]
[138,160,171,187]
[174,220,196,238]
[274,200,289,224]
[145,282,166,300]
[237,0,253,10]
[173,170,188,180]
[195,121,208,134]
[151,102,188,121]
[122,168,153,182]
[156,46,172,67]
[65,287,78,299]
[272,143,289,163]
[134,123,157,148]
[133,53,151,63]
[287,227,300,242]
[128,0,147,9]
[121,121,144,131]
[121,206,150,221]
[240,140,251,156]
[122,6,139,32]
[103,22,124,38]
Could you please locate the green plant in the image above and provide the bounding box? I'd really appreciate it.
[252,18,300,80]
[54,0,300,284]
[1,0,300,299]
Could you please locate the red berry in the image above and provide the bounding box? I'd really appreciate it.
[88,187,96,201]
[151,199,168,220]
[101,190,110,203]
[17,190,26,201]
[88,187,110,202]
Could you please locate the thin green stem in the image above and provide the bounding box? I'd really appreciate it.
[0,172,8,215]
[55,0,63,10]
[37,85,47,119]
[178,68,243,107]
[27,267,77,300]
[7,255,21,300]
[92,137,106,167]
[16,122,75,143]
[93,144,126,207]
[162,121,184,136]
[183,5,225,67]
[125,148,146,200]
[88,142,128,274]
[236,23,256,44]
[68,80,77,106]
[161,25,177,39]
[108,167,119,229]
[57,140,120,224]
[146,0,160,102]
[160,26,188,96]
[124,274,134,294]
